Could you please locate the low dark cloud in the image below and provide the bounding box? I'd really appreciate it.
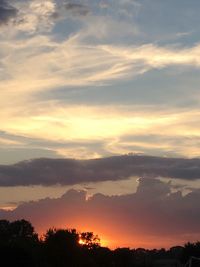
[1,178,200,248]
[0,0,18,25]
[1,155,200,186]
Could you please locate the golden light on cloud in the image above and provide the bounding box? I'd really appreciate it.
[1,0,200,256]
[2,32,200,100]
[0,137,22,146]
[1,14,200,160]
[0,104,179,139]
[1,102,200,159]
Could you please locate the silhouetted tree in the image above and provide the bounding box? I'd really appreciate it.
[0,219,39,267]
[1,219,199,267]
[80,232,100,249]
[182,242,200,263]
[0,220,10,246]
[92,246,113,267]
[43,228,82,267]
[114,248,133,267]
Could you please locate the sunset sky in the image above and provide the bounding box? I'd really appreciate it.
[1,0,200,249]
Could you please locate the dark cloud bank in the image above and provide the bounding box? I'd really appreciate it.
[0,0,18,25]
[1,178,200,248]
[1,155,200,186]
[0,0,90,28]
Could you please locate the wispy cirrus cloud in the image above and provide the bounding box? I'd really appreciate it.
[2,33,200,98]
[1,0,200,161]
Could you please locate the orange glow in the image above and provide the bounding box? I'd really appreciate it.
[0,205,17,211]
[79,237,86,245]
[79,239,85,245]
[36,222,191,250]
[34,211,198,250]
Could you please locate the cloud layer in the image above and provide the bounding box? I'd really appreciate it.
[1,177,200,248]
[1,155,200,186]
[0,0,200,251]
[0,0,17,25]
[1,0,200,161]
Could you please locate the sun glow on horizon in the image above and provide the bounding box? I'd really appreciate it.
[79,237,86,245]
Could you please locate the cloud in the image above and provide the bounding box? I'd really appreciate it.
[0,0,18,25]
[1,0,200,163]
[1,103,200,160]
[2,32,200,97]
[14,0,57,33]
[1,155,200,187]
[1,178,200,248]
[64,2,90,16]
[1,1,200,90]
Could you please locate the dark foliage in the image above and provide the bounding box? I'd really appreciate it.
[0,219,200,267]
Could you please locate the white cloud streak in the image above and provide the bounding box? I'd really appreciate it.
[1,0,200,159]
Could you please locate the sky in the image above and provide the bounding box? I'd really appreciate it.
[1,0,200,249]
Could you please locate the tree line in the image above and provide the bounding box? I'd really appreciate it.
[0,219,199,267]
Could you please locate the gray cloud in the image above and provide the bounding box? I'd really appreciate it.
[0,0,18,25]
[64,2,90,16]
[1,178,200,247]
[1,155,200,186]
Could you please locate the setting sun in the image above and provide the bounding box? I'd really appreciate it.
[1,0,200,266]
[78,238,86,245]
